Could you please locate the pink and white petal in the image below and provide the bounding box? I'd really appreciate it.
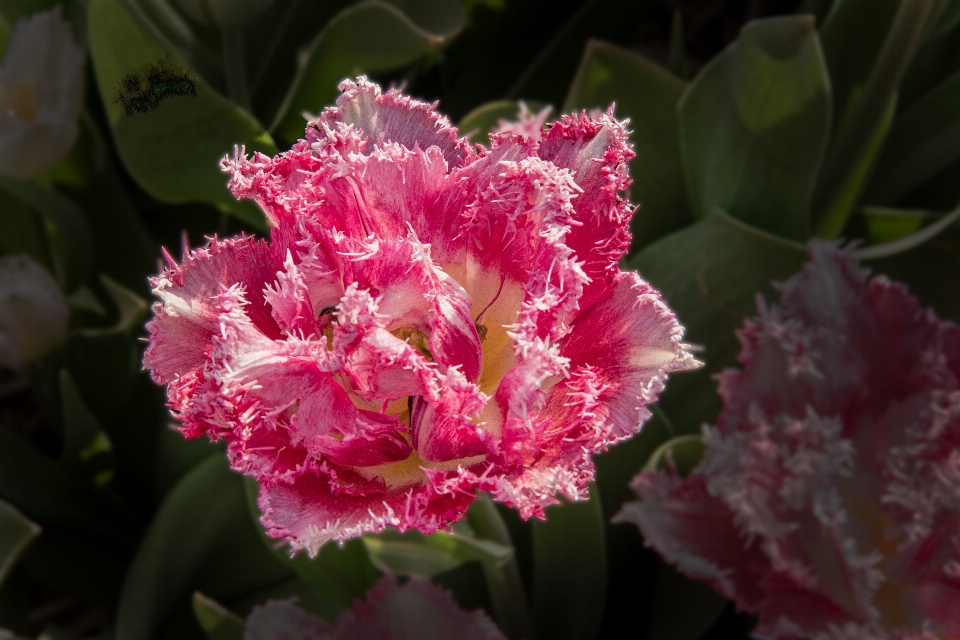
[558,271,699,442]
[412,368,492,464]
[537,109,635,306]
[901,573,960,637]
[258,470,472,556]
[245,599,334,640]
[315,77,473,167]
[331,574,507,640]
[144,236,281,382]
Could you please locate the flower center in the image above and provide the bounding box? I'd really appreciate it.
[1,83,39,121]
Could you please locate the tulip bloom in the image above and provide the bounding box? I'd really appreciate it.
[245,574,506,640]
[616,242,960,639]
[0,7,83,180]
[144,78,697,555]
[0,255,69,371]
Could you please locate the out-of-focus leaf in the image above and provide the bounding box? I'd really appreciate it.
[88,0,275,229]
[869,68,960,203]
[565,40,692,252]
[678,17,830,242]
[458,100,548,145]
[0,191,46,265]
[642,435,705,477]
[625,209,808,434]
[668,11,687,80]
[0,500,40,587]
[59,370,113,487]
[0,178,92,292]
[192,592,245,640]
[363,528,511,579]
[79,275,148,337]
[929,0,960,39]
[645,559,729,640]
[819,0,900,128]
[813,0,937,236]
[228,577,338,624]
[242,477,380,609]
[863,206,928,243]
[117,455,290,640]
[532,486,606,640]
[854,204,960,258]
[271,0,463,146]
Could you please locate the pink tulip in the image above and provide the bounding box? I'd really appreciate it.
[144,78,697,555]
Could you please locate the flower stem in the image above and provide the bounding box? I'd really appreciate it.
[221,28,250,110]
[468,494,536,640]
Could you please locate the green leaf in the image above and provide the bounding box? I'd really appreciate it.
[78,275,148,337]
[869,67,960,203]
[819,0,901,129]
[854,204,960,258]
[668,11,688,80]
[862,206,928,243]
[678,16,831,242]
[532,486,606,640]
[929,0,960,39]
[192,592,245,640]
[813,0,938,236]
[0,499,40,588]
[59,370,114,488]
[271,0,463,147]
[642,435,705,477]
[117,455,290,640]
[564,40,692,252]
[458,100,549,145]
[625,209,808,434]
[242,477,380,609]
[88,0,276,229]
[0,178,93,292]
[362,528,511,578]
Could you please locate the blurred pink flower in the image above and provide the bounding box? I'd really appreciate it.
[616,242,960,639]
[491,102,553,142]
[144,77,697,555]
[245,574,506,640]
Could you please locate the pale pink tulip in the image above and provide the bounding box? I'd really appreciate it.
[616,242,960,639]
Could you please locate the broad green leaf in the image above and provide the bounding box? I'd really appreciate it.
[819,0,900,128]
[854,204,960,258]
[532,486,606,640]
[458,100,549,145]
[0,178,92,292]
[0,499,40,587]
[645,559,729,640]
[564,40,692,252]
[192,592,245,640]
[625,209,808,434]
[271,0,463,147]
[363,528,511,578]
[642,435,705,477]
[678,16,831,242]
[668,11,688,80]
[242,477,380,609]
[88,0,275,229]
[869,68,960,203]
[813,0,938,236]
[59,370,114,488]
[117,455,290,640]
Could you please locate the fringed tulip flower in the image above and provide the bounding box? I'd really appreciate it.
[0,7,83,180]
[144,77,697,555]
[492,102,553,142]
[245,574,506,640]
[616,242,960,639]
[0,255,69,371]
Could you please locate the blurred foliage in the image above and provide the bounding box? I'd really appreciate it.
[1,0,960,638]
